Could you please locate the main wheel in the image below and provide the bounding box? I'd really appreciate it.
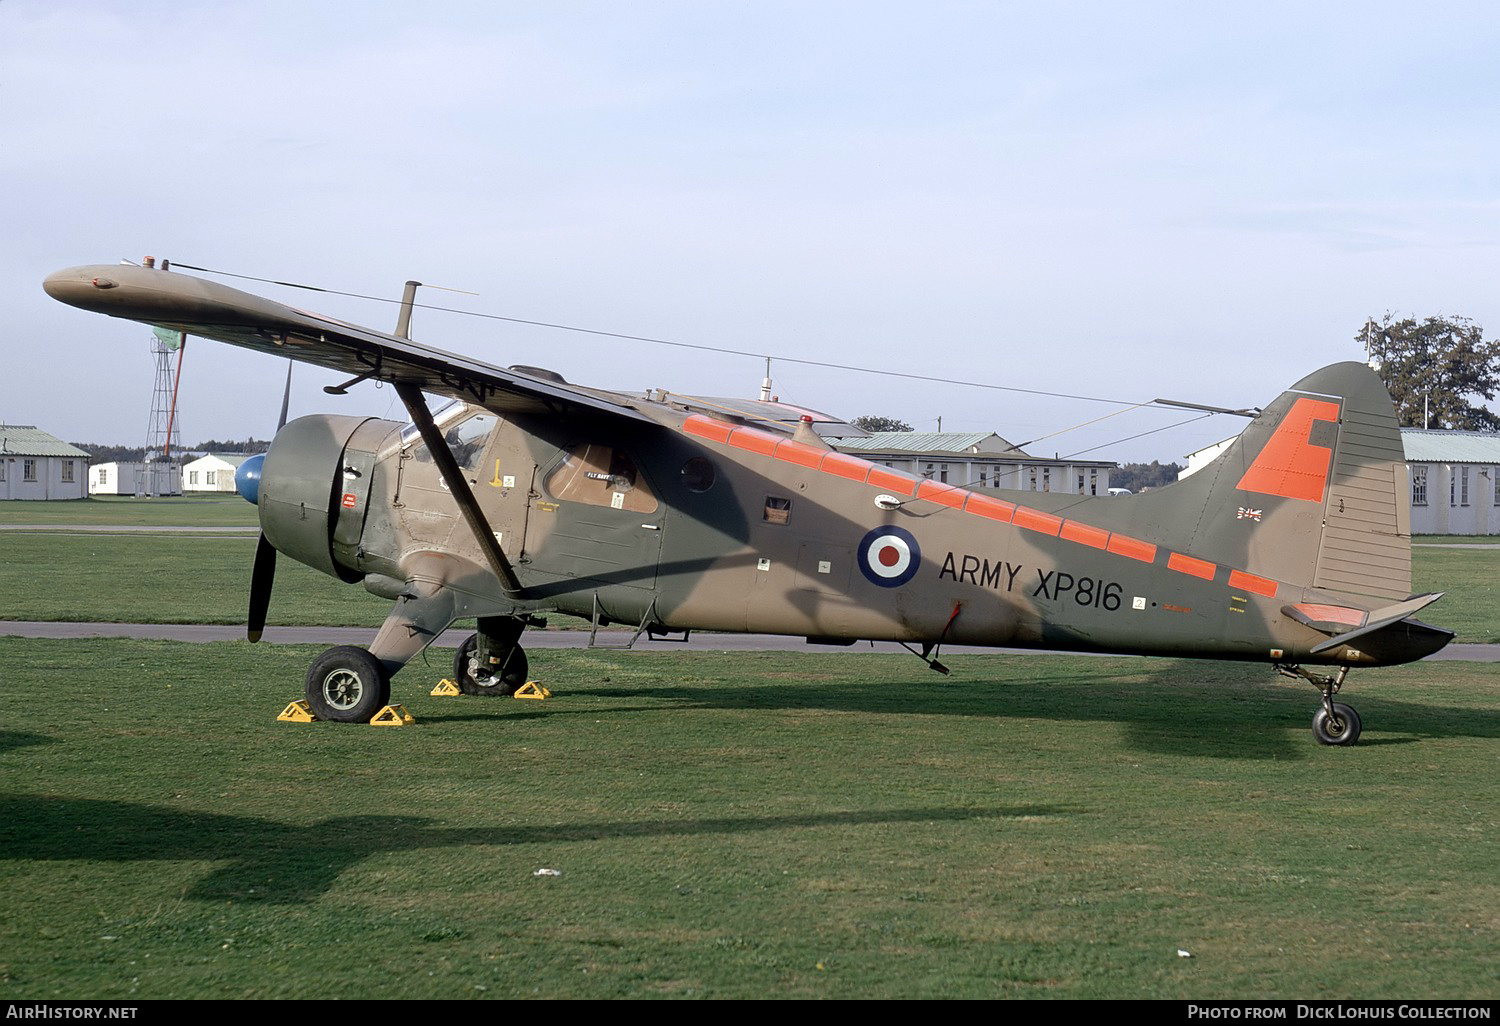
[306,646,391,722]
[453,634,528,697]
[1312,702,1362,746]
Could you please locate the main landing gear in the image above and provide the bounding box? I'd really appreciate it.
[1276,664,1362,746]
[454,614,544,698]
[453,634,527,697]
[302,613,543,720]
[305,646,392,723]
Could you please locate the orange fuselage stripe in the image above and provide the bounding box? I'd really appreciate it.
[1059,521,1110,549]
[822,451,874,482]
[963,493,1016,522]
[1107,534,1158,563]
[866,465,918,496]
[683,414,735,444]
[773,439,826,469]
[1011,507,1063,536]
[682,415,1286,601]
[917,480,969,509]
[727,426,781,456]
[1168,552,1217,580]
[1230,571,1279,598]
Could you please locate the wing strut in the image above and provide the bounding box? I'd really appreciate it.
[394,382,524,596]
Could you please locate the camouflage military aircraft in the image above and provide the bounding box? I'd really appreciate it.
[44,262,1453,744]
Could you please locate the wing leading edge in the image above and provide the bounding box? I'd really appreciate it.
[42,263,653,424]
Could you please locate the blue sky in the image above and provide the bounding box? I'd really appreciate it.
[5,1,1498,461]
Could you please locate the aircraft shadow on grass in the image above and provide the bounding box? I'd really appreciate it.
[491,659,1500,761]
[0,731,57,755]
[0,794,1071,905]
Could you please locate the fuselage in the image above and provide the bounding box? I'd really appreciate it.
[257,400,1449,668]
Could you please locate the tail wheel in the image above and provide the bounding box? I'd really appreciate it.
[454,634,528,697]
[1312,702,1362,746]
[306,646,391,722]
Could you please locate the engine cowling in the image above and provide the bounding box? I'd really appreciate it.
[258,414,397,582]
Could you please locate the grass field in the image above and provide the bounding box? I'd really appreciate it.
[0,530,388,627]
[0,640,1495,1000]
[0,494,258,527]
[1411,546,1500,643]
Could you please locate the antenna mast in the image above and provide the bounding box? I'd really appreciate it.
[141,257,184,496]
[143,324,185,496]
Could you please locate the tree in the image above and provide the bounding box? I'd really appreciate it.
[69,443,145,464]
[192,437,272,454]
[1359,314,1500,430]
[1110,461,1183,492]
[851,415,913,433]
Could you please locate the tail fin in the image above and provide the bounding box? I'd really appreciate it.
[1127,362,1411,603]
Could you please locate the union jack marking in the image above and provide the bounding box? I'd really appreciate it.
[1237,507,1263,522]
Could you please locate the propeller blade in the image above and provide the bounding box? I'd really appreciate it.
[277,359,292,431]
[248,532,276,643]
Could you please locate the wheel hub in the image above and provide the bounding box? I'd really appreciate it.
[322,669,365,710]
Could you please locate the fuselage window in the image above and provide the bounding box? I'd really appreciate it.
[681,456,716,493]
[545,444,658,513]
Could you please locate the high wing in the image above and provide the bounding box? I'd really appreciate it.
[42,263,654,425]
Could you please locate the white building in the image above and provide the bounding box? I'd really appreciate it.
[827,431,1114,495]
[1183,427,1500,535]
[182,453,253,493]
[89,460,183,496]
[0,426,90,500]
[1179,438,1234,480]
[1402,430,1500,535]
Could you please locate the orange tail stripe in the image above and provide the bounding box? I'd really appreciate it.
[1229,570,1279,597]
[1108,535,1157,563]
[1012,506,1063,536]
[1168,552,1216,580]
[1236,397,1341,502]
[1059,520,1110,549]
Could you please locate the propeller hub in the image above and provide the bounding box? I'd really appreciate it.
[235,453,265,505]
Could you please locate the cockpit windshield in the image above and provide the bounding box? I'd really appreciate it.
[402,402,498,472]
[398,399,467,446]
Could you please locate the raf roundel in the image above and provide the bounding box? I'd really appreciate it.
[857,526,922,588]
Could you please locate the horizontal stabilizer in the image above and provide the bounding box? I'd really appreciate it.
[1308,593,1446,655]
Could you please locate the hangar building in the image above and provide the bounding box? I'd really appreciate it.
[0,425,89,500]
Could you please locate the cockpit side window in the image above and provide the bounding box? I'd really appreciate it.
[544,444,658,513]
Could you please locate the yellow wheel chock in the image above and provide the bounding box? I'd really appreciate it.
[430,678,462,696]
[277,701,317,723]
[370,704,415,726]
[513,681,550,700]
